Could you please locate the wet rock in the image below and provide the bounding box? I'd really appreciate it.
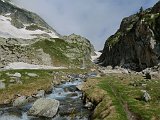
[28,98,59,118]
[76,84,84,91]
[84,102,94,110]
[13,96,28,107]
[64,86,77,92]
[66,93,78,97]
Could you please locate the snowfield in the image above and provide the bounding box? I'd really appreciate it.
[3,62,67,70]
[0,15,59,39]
[91,51,101,63]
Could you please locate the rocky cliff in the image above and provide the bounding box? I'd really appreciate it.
[99,1,160,71]
[0,0,95,68]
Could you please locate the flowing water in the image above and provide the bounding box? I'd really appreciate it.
[0,78,91,120]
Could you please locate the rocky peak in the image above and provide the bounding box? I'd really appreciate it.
[99,1,160,71]
[0,0,60,39]
[63,34,95,56]
[151,1,160,13]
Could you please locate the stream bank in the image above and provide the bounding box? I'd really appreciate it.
[0,71,95,120]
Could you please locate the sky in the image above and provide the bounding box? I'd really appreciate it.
[12,0,158,50]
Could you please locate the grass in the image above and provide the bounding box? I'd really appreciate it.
[0,69,89,105]
[107,32,121,47]
[31,38,93,67]
[32,38,70,66]
[82,74,160,120]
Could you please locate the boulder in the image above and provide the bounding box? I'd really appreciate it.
[35,90,45,98]
[27,73,39,77]
[76,84,84,91]
[0,80,5,89]
[13,72,21,78]
[84,102,94,110]
[141,90,151,102]
[28,98,59,118]
[13,96,28,107]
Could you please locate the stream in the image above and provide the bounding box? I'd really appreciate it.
[0,77,91,120]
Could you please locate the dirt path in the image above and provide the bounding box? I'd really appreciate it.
[108,81,141,120]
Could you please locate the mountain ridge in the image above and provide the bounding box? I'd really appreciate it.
[0,0,95,69]
[99,1,160,71]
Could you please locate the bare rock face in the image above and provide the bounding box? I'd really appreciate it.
[99,1,160,71]
[28,98,59,118]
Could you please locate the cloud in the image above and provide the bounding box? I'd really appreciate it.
[12,0,158,50]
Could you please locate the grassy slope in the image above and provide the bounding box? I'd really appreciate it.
[32,38,70,66]
[83,74,160,120]
[32,38,90,67]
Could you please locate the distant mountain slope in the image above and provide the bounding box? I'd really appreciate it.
[0,0,60,39]
[99,1,160,71]
[0,0,95,69]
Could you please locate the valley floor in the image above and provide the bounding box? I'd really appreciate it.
[82,73,160,120]
[0,68,160,120]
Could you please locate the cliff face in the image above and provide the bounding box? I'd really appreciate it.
[99,1,160,71]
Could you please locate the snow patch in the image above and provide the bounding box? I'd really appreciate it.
[4,62,67,70]
[91,51,101,63]
[0,15,59,39]
[5,13,11,16]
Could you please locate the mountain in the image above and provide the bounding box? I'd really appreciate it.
[0,0,95,69]
[99,1,160,71]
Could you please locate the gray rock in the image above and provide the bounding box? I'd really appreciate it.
[76,84,84,91]
[35,90,45,98]
[13,72,21,78]
[0,80,5,89]
[27,73,39,77]
[0,62,4,68]
[28,98,59,118]
[13,96,28,107]
[106,66,113,70]
[9,79,16,83]
[141,90,151,102]
[84,102,93,110]
[66,93,78,97]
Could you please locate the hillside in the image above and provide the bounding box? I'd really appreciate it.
[0,0,95,69]
[99,1,160,71]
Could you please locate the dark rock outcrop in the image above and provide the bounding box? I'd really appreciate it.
[99,1,160,71]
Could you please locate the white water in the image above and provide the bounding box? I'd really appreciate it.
[0,77,90,120]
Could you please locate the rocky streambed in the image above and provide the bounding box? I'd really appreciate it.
[0,75,93,120]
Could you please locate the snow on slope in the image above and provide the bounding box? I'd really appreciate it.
[0,14,59,39]
[91,51,101,63]
[4,62,67,70]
